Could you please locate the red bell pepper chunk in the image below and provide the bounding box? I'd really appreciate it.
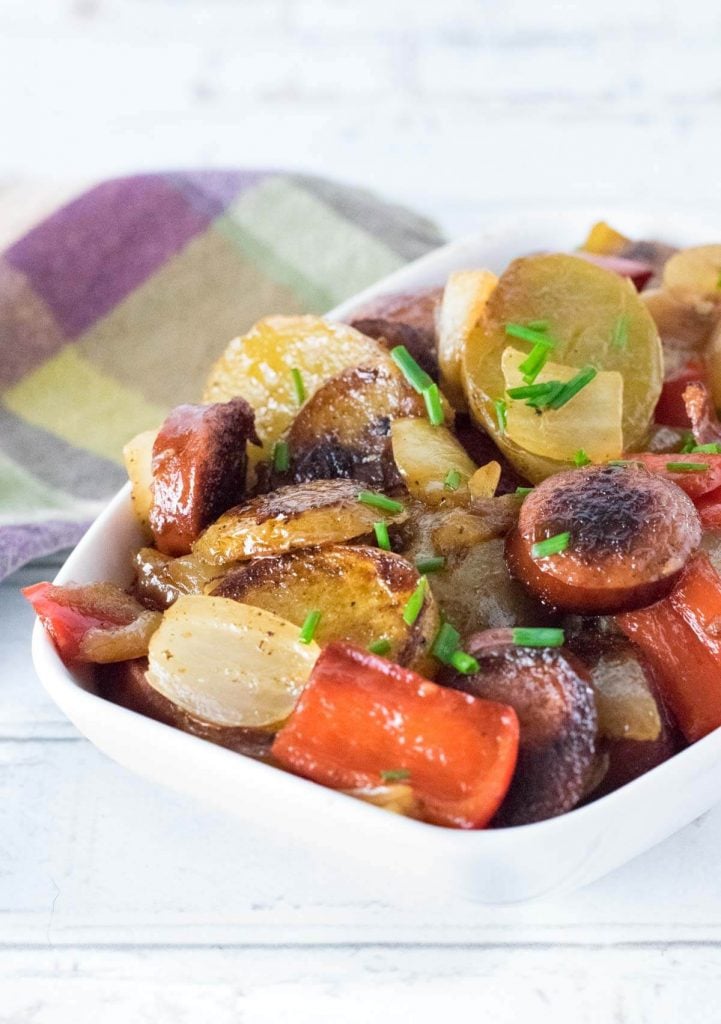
[630,453,721,500]
[696,486,721,529]
[618,553,721,742]
[272,642,519,829]
[654,362,706,428]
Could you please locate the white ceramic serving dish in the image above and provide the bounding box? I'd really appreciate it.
[31,208,721,903]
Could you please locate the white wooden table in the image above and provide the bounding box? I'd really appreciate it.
[6,554,721,1022]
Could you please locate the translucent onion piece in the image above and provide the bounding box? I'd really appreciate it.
[390,418,477,507]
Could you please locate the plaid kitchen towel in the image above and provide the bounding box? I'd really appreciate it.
[0,170,443,581]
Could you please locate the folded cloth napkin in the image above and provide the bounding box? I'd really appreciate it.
[0,170,443,581]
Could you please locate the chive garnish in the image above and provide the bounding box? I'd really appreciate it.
[403,577,428,626]
[505,323,557,347]
[444,468,462,491]
[608,459,643,467]
[374,521,391,551]
[450,650,480,675]
[369,638,392,656]
[531,531,571,559]
[272,440,290,472]
[512,627,565,648]
[298,610,321,644]
[380,768,410,783]
[680,433,696,453]
[527,319,550,331]
[547,366,597,410]
[515,486,534,495]
[423,382,444,426]
[358,491,404,514]
[390,345,434,394]
[432,622,461,663]
[612,314,629,350]
[665,461,709,472]
[495,398,507,435]
[689,442,721,454]
[574,449,591,467]
[507,381,557,401]
[416,555,446,574]
[291,367,306,405]
[519,342,552,384]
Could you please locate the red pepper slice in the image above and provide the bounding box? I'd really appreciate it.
[654,362,706,428]
[630,453,721,499]
[618,553,721,742]
[272,642,519,829]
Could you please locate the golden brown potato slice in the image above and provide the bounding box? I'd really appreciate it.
[437,269,497,411]
[203,316,388,467]
[211,545,439,675]
[462,253,662,482]
[284,358,426,487]
[123,429,157,536]
[193,479,407,565]
[663,245,721,301]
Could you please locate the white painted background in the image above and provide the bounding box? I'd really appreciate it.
[3,1,721,1021]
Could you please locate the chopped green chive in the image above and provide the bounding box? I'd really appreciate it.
[374,521,391,551]
[403,577,428,626]
[526,319,550,331]
[450,650,480,675]
[380,768,410,783]
[390,345,434,394]
[505,323,557,347]
[444,468,462,491]
[291,367,306,405]
[369,638,392,656]
[612,314,630,350]
[689,442,721,454]
[515,486,534,495]
[298,610,321,644]
[573,449,591,468]
[531,531,571,559]
[665,461,709,473]
[512,627,565,648]
[423,382,444,426]
[547,366,597,410]
[680,432,696,453]
[272,440,290,473]
[519,342,552,384]
[416,555,446,574]
[608,459,643,467]
[432,622,461,664]
[507,381,557,401]
[358,491,404,514]
[495,398,507,435]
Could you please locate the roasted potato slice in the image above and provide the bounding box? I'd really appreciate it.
[390,418,478,507]
[146,595,319,730]
[123,429,156,535]
[347,286,442,378]
[663,244,721,301]
[203,316,387,467]
[437,269,497,410]
[462,253,662,482]
[284,358,426,488]
[149,398,258,556]
[211,545,439,675]
[193,479,407,565]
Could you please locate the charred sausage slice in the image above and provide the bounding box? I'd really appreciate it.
[347,286,442,378]
[443,628,597,825]
[150,398,258,557]
[505,464,701,614]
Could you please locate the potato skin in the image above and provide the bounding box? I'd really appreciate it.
[283,361,426,488]
[347,286,442,378]
[96,658,274,759]
[150,398,258,556]
[506,465,701,614]
[443,628,597,825]
[193,479,407,564]
[211,544,439,675]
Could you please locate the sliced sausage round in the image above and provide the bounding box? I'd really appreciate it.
[505,464,701,614]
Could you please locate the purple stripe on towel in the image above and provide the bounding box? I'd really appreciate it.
[167,169,269,219]
[6,176,212,337]
[1,519,90,581]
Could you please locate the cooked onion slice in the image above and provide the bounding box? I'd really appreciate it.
[123,429,157,533]
[390,418,477,506]
[146,595,319,729]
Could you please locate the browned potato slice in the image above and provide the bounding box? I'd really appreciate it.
[203,316,388,466]
[285,358,426,487]
[346,286,442,377]
[462,253,662,481]
[123,429,156,535]
[211,545,439,675]
[643,287,720,378]
[193,479,407,565]
[390,418,478,507]
[663,245,721,301]
[437,269,497,410]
